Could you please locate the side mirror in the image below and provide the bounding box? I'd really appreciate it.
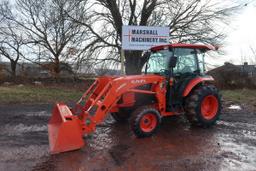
[169,56,177,68]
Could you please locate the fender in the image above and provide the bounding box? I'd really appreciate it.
[182,76,214,97]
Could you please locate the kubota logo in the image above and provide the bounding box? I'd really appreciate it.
[131,79,146,84]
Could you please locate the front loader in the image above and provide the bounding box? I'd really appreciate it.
[48,43,222,154]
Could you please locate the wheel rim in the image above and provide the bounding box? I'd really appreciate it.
[140,113,157,133]
[201,95,219,120]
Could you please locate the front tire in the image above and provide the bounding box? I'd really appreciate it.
[130,106,161,138]
[185,85,221,127]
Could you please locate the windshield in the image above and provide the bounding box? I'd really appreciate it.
[146,49,173,73]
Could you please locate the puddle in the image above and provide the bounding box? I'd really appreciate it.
[217,134,256,171]
[0,145,48,162]
[25,111,50,117]
[88,127,114,150]
[228,105,241,110]
[1,124,47,136]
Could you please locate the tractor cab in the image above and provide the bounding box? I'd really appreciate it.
[145,43,215,77]
[145,43,215,108]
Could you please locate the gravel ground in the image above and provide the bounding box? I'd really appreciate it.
[0,103,255,171]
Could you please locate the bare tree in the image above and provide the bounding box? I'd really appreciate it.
[250,46,256,59]
[0,0,246,76]
[0,20,26,78]
[69,0,243,74]
[1,0,93,78]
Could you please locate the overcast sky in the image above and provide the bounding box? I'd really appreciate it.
[219,0,256,65]
[1,0,256,68]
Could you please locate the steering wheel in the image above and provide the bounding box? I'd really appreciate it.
[174,72,182,77]
[159,69,169,76]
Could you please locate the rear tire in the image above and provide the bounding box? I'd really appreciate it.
[130,106,161,138]
[185,85,221,127]
[111,109,131,122]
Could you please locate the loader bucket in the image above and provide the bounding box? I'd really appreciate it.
[48,103,85,154]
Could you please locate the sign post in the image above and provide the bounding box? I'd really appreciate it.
[121,25,169,74]
[120,49,125,74]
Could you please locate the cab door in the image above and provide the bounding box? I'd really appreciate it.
[167,48,199,109]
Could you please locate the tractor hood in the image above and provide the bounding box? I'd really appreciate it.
[97,74,165,84]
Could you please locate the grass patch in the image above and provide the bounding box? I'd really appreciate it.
[222,89,256,105]
[0,85,83,104]
[1,85,256,106]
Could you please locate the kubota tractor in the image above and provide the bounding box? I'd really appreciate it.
[48,43,221,154]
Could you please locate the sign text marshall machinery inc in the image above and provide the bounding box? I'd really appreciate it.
[122,26,169,51]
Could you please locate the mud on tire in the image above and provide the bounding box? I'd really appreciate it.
[130,106,161,138]
[185,85,221,127]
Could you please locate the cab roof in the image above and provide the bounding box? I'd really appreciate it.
[150,43,216,51]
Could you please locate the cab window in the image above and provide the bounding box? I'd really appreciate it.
[197,49,205,74]
[146,49,173,73]
[173,48,198,75]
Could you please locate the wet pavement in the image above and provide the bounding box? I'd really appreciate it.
[0,103,256,171]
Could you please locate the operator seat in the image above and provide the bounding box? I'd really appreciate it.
[167,73,197,110]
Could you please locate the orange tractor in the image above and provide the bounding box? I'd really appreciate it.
[48,43,221,154]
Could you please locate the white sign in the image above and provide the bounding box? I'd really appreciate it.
[122,25,169,51]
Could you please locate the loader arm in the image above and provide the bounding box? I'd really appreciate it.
[78,75,166,134]
[48,75,166,154]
